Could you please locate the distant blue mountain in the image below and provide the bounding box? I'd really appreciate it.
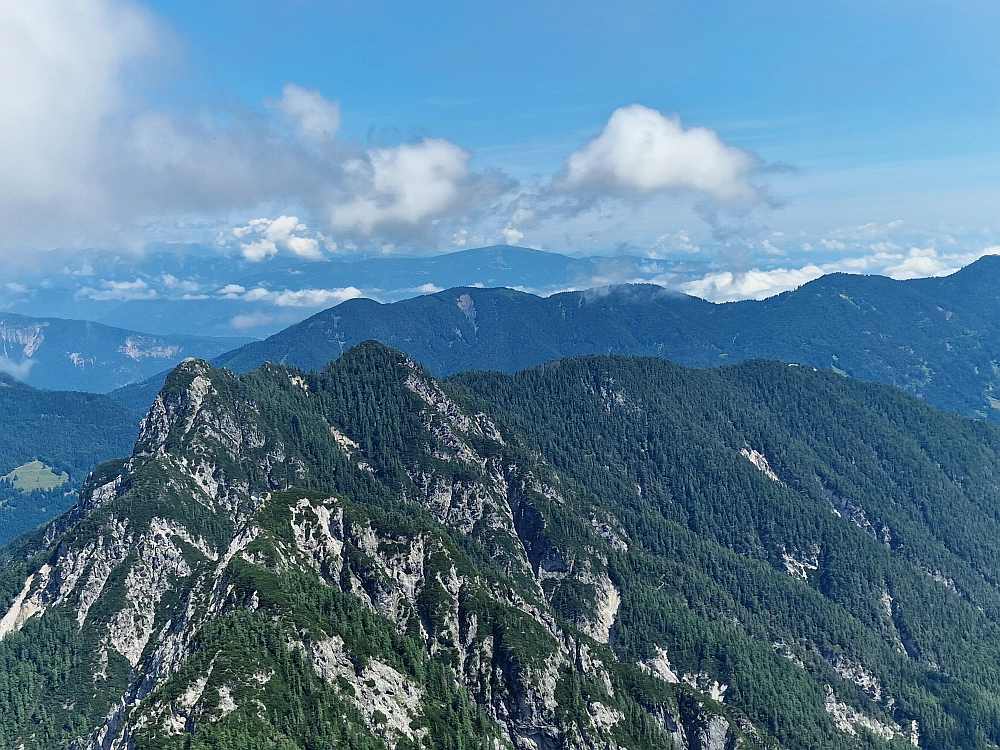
[0,246,691,337]
[0,312,250,392]
[201,255,1000,423]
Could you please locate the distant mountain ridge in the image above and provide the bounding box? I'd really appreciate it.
[2,246,675,338]
[0,311,251,392]
[208,256,1000,423]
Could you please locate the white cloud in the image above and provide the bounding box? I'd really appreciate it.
[330,139,508,237]
[277,83,340,142]
[557,104,759,203]
[75,278,157,301]
[412,283,444,294]
[233,215,324,261]
[241,239,278,262]
[218,284,246,297]
[0,3,510,251]
[0,0,157,244]
[0,357,36,381]
[882,247,956,280]
[230,312,278,330]
[286,235,322,259]
[223,285,365,308]
[501,226,524,245]
[682,266,828,302]
[160,274,200,293]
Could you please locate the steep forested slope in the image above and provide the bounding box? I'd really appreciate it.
[6,346,1000,748]
[0,374,139,543]
[214,255,1000,424]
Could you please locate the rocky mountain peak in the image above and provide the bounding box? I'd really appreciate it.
[0,345,767,750]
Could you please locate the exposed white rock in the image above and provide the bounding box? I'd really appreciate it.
[741,447,782,484]
[682,672,728,703]
[590,517,628,552]
[310,636,425,749]
[118,336,182,361]
[832,657,885,704]
[162,673,210,735]
[291,498,345,580]
[456,293,478,332]
[0,565,51,640]
[330,426,359,454]
[782,545,819,580]
[824,685,904,742]
[772,641,805,669]
[216,685,238,717]
[108,524,192,666]
[639,646,681,684]
[696,715,732,750]
[72,519,133,626]
[587,701,623,732]
[0,320,47,358]
[582,573,620,645]
[926,569,960,596]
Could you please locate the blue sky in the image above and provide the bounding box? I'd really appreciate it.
[2,0,1000,300]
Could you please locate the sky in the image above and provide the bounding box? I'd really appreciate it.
[2,0,1000,301]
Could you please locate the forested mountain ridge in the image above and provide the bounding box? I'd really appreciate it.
[213,255,1000,424]
[0,373,139,543]
[7,345,1000,747]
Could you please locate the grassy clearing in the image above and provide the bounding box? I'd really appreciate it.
[3,460,69,492]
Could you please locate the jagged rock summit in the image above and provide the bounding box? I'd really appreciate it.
[0,344,761,750]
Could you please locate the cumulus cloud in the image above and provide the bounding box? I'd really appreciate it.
[0,0,157,245]
[232,216,324,261]
[556,105,760,203]
[0,2,512,251]
[330,139,512,238]
[501,226,524,246]
[160,274,200,293]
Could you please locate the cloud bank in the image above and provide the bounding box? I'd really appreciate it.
[681,246,1000,302]
[0,0,512,252]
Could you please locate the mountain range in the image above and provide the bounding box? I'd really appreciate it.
[0,312,250,392]
[0,246,680,338]
[210,255,1000,424]
[4,344,1000,748]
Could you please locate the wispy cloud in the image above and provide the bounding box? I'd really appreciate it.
[76,279,157,301]
[218,285,364,308]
